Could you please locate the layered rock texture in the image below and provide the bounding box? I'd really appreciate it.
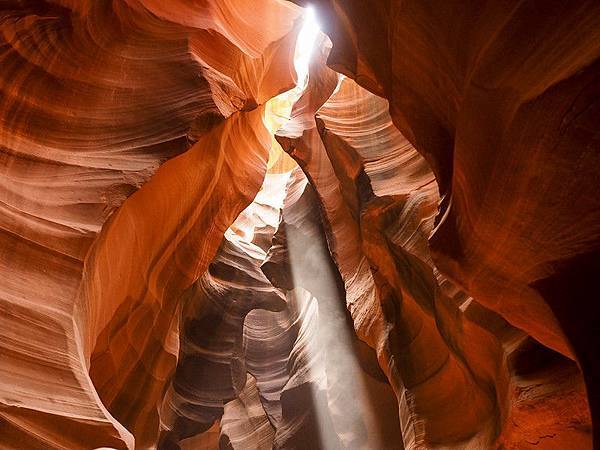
[0,1,597,449]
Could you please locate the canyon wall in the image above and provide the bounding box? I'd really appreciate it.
[0,1,299,447]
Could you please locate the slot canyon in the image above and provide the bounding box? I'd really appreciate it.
[0,1,599,449]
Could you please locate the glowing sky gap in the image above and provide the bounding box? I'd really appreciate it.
[224,7,387,448]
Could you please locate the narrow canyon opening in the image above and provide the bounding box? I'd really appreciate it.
[0,1,597,450]
[154,10,403,448]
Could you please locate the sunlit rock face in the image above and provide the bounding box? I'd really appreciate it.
[0,1,596,450]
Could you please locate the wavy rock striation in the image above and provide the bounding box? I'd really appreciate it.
[275,32,592,448]
[0,0,299,448]
[302,3,599,444]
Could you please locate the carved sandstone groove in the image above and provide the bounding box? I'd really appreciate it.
[294,0,598,446]
[0,0,301,447]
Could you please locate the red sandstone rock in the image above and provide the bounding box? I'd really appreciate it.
[0,1,298,448]
[304,0,599,425]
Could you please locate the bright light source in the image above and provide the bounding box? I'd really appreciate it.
[294,6,321,90]
[261,6,322,178]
